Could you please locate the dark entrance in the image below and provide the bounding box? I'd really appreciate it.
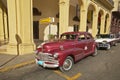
[74,24,79,32]
[33,21,39,39]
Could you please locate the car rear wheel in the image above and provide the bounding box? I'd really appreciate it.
[114,42,117,46]
[59,56,73,72]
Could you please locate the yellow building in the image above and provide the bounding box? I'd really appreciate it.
[0,0,114,55]
[112,0,120,11]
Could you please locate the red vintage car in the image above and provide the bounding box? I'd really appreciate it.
[35,32,97,71]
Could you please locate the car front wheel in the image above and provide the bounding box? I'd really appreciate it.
[59,56,73,72]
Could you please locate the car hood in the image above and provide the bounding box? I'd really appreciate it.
[95,38,116,43]
[37,40,75,53]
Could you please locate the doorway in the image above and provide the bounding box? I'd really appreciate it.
[33,21,39,39]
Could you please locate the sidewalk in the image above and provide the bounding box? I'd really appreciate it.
[0,39,43,73]
[0,53,35,73]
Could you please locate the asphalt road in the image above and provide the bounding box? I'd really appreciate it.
[0,43,120,80]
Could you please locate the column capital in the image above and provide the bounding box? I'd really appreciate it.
[59,0,70,5]
[59,0,65,4]
[81,10,86,12]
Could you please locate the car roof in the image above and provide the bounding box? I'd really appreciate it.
[61,31,90,35]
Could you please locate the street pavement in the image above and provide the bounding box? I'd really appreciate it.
[0,53,35,72]
[0,39,42,72]
[0,43,120,80]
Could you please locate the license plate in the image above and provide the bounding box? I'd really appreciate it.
[38,61,43,65]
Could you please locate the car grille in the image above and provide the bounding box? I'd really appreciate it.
[37,53,57,62]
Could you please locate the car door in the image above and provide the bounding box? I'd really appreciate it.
[75,34,87,61]
[85,33,94,55]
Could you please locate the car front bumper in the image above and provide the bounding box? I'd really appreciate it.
[97,43,109,48]
[35,59,59,68]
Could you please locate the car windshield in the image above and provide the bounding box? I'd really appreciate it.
[60,34,77,40]
[96,34,115,39]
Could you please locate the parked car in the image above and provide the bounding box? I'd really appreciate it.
[95,34,118,50]
[116,33,120,43]
[35,32,97,71]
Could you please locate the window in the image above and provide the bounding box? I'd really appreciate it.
[78,34,86,40]
[86,34,92,39]
[61,34,77,40]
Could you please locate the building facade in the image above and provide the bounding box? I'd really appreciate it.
[0,0,114,55]
[110,0,120,35]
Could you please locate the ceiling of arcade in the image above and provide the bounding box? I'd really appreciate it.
[70,0,79,6]
[1,0,7,8]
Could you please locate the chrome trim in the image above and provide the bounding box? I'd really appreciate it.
[43,63,59,68]
[36,52,59,68]
[35,59,59,68]
[37,52,53,61]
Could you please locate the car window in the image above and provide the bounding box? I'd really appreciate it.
[60,34,77,40]
[78,34,86,41]
[96,34,110,38]
[86,34,92,39]
[110,34,116,38]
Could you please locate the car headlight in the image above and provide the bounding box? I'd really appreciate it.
[53,53,59,58]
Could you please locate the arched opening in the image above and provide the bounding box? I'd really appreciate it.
[97,10,104,35]
[33,0,59,44]
[69,0,83,32]
[87,4,95,33]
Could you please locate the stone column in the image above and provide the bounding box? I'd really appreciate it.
[7,0,35,55]
[79,9,87,31]
[59,0,70,35]
[106,14,111,34]
[0,4,4,44]
[100,15,105,34]
[3,9,8,43]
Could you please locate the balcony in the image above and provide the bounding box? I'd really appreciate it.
[94,0,114,10]
[107,0,114,5]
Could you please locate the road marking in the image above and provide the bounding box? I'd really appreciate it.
[54,70,70,79]
[0,60,35,73]
[71,73,81,80]
[54,70,81,80]
[0,60,81,80]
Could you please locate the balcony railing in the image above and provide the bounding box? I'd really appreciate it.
[107,0,114,5]
[94,0,114,10]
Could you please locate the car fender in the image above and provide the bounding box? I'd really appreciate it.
[58,47,84,66]
[91,42,97,52]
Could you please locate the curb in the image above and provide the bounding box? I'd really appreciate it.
[0,60,35,73]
